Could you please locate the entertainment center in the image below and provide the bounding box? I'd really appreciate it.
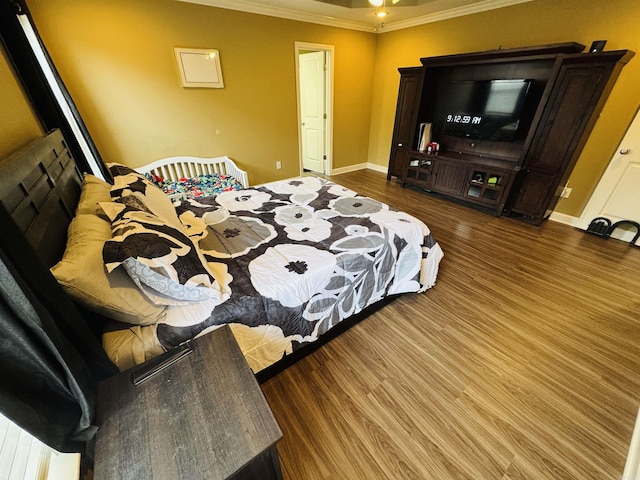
[388,43,634,224]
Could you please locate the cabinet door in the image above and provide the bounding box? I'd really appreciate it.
[403,153,434,188]
[388,67,421,179]
[512,54,630,222]
[526,61,615,173]
[388,146,407,180]
[463,168,511,209]
[431,158,467,196]
[508,170,557,219]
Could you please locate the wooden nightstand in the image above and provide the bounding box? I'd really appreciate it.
[93,325,283,480]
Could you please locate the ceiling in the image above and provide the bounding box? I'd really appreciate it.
[179,0,532,32]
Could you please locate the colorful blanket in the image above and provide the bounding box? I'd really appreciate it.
[145,172,243,199]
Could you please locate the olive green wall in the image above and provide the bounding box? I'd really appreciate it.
[370,0,640,217]
[26,0,377,185]
[0,46,43,159]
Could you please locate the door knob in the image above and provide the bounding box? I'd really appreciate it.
[620,148,630,155]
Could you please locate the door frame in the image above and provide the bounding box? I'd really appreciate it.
[295,42,334,176]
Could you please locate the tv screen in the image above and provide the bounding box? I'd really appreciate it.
[433,79,532,142]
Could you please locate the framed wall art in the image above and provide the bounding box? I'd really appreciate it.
[174,47,224,88]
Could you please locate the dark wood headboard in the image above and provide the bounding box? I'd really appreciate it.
[0,129,118,375]
[0,129,83,269]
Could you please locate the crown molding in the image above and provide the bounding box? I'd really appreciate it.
[178,0,533,33]
[177,0,376,32]
[379,0,533,32]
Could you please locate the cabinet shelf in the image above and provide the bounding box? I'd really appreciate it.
[463,168,511,208]
[403,152,435,188]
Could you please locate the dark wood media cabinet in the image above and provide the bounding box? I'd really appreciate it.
[403,150,516,215]
[388,43,634,224]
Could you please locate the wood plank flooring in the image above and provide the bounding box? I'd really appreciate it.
[260,169,640,479]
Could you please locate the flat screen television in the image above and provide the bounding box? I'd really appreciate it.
[432,79,532,142]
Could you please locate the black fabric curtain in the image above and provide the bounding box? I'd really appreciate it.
[0,203,118,453]
[0,0,110,180]
[0,0,121,454]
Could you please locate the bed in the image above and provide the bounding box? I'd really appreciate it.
[0,130,443,381]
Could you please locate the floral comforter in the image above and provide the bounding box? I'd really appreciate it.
[156,176,443,372]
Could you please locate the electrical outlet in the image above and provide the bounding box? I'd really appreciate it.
[561,187,572,198]
[276,161,282,170]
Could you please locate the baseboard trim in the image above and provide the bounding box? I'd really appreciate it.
[330,163,369,175]
[547,212,637,244]
[549,211,580,226]
[366,163,388,174]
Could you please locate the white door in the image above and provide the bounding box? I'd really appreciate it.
[578,106,640,245]
[299,51,326,174]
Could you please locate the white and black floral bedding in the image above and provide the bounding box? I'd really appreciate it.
[98,164,442,372]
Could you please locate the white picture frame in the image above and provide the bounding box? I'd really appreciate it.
[174,47,224,88]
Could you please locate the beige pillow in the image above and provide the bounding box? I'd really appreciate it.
[102,325,165,372]
[51,214,166,325]
[75,173,112,216]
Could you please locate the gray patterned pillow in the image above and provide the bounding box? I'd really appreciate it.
[100,202,222,306]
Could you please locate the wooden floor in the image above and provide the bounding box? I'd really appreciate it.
[260,169,640,480]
